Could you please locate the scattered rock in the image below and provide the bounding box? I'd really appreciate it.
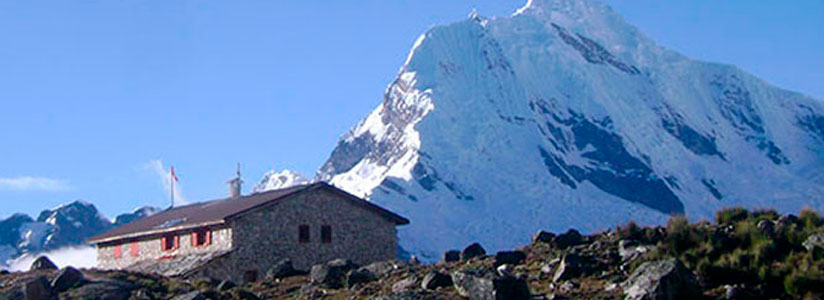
[451,269,530,300]
[553,253,583,282]
[757,220,775,236]
[346,268,376,288]
[533,230,555,244]
[23,276,55,300]
[362,260,405,278]
[50,266,85,292]
[461,243,487,261]
[541,257,561,274]
[724,284,744,300]
[803,232,824,256]
[132,289,156,300]
[266,258,297,279]
[392,276,418,293]
[310,260,354,289]
[231,289,261,300]
[559,280,577,293]
[65,281,137,300]
[552,229,583,249]
[373,291,429,300]
[621,258,700,300]
[30,256,57,271]
[171,291,206,300]
[777,214,798,227]
[442,250,460,263]
[216,280,236,291]
[421,271,452,290]
[618,240,651,262]
[494,250,526,266]
[496,264,512,277]
[409,255,420,265]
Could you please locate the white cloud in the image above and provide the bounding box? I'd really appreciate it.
[144,159,188,206]
[6,246,97,271]
[0,176,71,191]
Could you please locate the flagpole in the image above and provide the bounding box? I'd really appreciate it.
[171,166,175,208]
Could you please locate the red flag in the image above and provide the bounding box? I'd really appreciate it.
[171,166,179,182]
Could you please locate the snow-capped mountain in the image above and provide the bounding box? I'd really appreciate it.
[0,201,159,266]
[305,0,824,259]
[252,169,312,193]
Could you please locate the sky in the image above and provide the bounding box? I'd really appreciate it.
[0,0,822,220]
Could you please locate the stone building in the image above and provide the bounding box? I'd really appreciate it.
[88,182,409,283]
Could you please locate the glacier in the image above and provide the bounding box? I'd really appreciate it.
[260,0,824,260]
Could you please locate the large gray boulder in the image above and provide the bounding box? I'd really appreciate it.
[621,259,700,300]
[362,260,405,278]
[50,266,85,292]
[803,233,824,257]
[23,276,55,300]
[266,258,297,279]
[391,276,418,293]
[310,259,357,289]
[30,256,57,271]
[346,268,376,288]
[420,271,452,290]
[451,269,530,300]
[552,229,583,249]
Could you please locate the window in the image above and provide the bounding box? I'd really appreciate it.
[130,242,139,257]
[113,244,122,259]
[321,225,332,244]
[161,234,179,252]
[299,225,310,243]
[192,228,212,247]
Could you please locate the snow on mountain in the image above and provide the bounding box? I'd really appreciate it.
[253,169,312,193]
[0,201,158,267]
[314,0,824,260]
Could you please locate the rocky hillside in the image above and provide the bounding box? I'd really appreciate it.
[2,207,822,299]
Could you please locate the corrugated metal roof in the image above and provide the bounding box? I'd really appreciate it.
[89,182,409,244]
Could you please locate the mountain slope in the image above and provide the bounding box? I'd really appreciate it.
[306,0,824,260]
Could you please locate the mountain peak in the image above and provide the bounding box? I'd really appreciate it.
[253,169,312,193]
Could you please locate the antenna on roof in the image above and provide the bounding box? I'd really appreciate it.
[228,162,243,199]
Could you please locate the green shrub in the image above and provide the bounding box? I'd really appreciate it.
[799,207,823,231]
[665,215,699,253]
[715,207,749,225]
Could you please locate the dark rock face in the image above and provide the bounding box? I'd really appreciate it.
[532,100,684,215]
[30,256,57,271]
[35,201,113,251]
[461,243,487,261]
[552,229,583,249]
[50,267,85,292]
[23,276,55,300]
[266,259,297,279]
[451,269,530,300]
[532,230,555,244]
[0,214,34,250]
[421,271,452,290]
[551,23,640,75]
[494,251,526,267]
[660,107,725,160]
[621,258,700,300]
[442,250,460,263]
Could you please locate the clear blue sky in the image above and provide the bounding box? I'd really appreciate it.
[1,0,822,220]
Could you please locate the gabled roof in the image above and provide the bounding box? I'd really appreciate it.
[88,182,409,244]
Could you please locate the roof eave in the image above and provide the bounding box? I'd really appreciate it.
[88,220,226,245]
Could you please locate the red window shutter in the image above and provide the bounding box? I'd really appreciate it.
[205,230,212,246]
[114,245,122,259]
[173,235,180,250]
[130,242,139,257]
[161,236,168,251]
[191,232,197,247]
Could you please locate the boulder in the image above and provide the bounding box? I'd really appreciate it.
[421,271,452,290]
[362,260,405,278]
[621,258,700,300]
[451,269,530,300]
[442,250,460,263]
[30,256,57,271]
[23,276,55,300]
[266,258,297,279]
[171,291,206,300]
[346,268,376,288]
[461,243,487,261]
[777,214,798,227]
[0,270,9,275]
[64,281,137,300]
[392,276,418,293]
[409,255,420,265]
[803,232,824,256]
[532,230,555,244]
[310,259,357,289]
[552,229,583,249]
[618,240,651,262]
[216,280,236,291]
[553,253,583,282]
[494,251,526,267]
[50,266,85,292]
[373,291,428,300]
[756,220,775,237]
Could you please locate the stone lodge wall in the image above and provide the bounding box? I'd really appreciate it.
[223,186,398,280]
[97,225,232,270]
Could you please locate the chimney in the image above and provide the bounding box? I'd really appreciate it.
[228,163,243,198]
